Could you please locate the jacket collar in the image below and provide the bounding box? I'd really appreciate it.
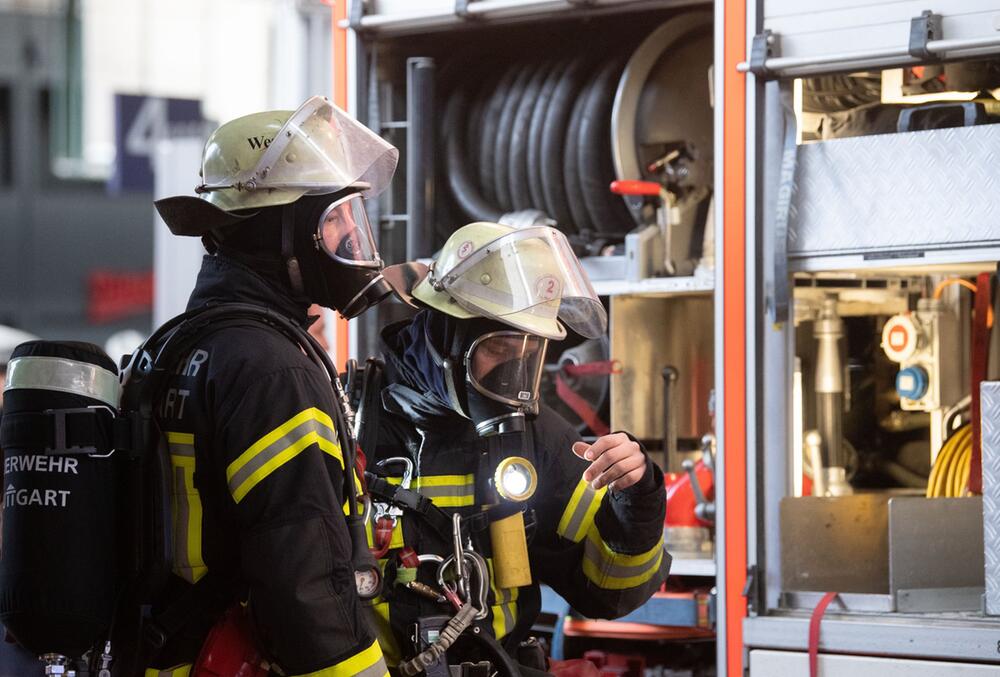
[187,254,312,326]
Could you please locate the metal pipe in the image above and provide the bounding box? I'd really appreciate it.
[737,34,1000,77]
[662,366,679,466]
[346,0,692,32]
[406,57,435,260]
[814,297,845,470]
[804,430,826,497]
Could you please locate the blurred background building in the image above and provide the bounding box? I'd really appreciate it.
[0,0,334,350]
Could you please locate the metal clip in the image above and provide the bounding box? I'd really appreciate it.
[97,641,113,677]
[374,457,414,524]
[909,10,942,60]
[748,29,778,77]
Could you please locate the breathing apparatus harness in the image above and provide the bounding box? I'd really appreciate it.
[349,336,542,677]
[2,302,375,676]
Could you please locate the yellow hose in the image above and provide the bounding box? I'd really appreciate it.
[927,423,973,498]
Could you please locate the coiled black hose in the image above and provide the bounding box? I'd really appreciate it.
[443,87,503,222]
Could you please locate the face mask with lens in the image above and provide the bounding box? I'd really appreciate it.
[292,192,392,318]
[425,321,547,436]
[464,331,548,437]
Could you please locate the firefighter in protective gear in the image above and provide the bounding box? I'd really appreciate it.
[145,97,396,676]
[364,223,670,673]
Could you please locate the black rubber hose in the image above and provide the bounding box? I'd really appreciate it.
[563,68,599,234]
[465,69,501,203]
[577,55,635,236]
[478,65,520,207]
[527,58,569,214]
[492,63,534,212]
[444,87,503,223]
[543,56,591,231]
[508,61,553,211]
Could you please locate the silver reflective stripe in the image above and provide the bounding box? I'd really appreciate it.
[5,356,120,406]
[356,656,390,677]
[560,482,602,543]
[226,416,338,498]
[584,538,664,582]
[416,483,474,500]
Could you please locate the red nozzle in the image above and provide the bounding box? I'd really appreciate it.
[609,180,661,197]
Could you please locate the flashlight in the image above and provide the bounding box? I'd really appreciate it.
[494,456,537,502]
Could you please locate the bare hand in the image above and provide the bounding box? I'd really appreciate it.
[572,432,646,492]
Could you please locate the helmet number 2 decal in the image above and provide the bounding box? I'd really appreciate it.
[536,275,560,300]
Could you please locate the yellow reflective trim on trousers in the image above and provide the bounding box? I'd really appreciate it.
[581,524,665,590]
[293,638,389,677]
[486,558,519,640]
[364,599,401,667]
[166,432,206,584]
[226,408,343,503]
[144,665,192,677]
[557,478,607,543]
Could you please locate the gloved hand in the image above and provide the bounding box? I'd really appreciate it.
[572,432,647,492]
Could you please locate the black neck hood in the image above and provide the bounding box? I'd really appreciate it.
[187,254,312,326]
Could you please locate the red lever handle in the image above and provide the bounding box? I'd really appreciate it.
[609,180,661,197]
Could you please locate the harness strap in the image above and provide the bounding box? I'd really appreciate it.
[0,408,116,456]
[365,472,531,544]
[143,573,236,651]
[366,473,457,540]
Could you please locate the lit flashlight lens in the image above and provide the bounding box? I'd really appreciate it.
[495,456,537,501]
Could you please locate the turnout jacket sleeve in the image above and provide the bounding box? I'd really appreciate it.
[528,409,670,620]
[214,365,388,677]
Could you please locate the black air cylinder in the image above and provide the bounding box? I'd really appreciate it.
[0,341,121,658]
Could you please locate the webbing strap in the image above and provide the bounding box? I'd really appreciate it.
[970,272,992,494]
[770,80,797,327]
[808,591,839,677]
[561,360,620,377]
[556,373,609,437]
[0,408,115,455]
[366,473,456,540]
[143,573,234,650]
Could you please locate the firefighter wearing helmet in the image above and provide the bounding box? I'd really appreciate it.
[143,97,396,675]
[357,223,670,674]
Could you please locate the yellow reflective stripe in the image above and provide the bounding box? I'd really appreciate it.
[167,433,206,583]
[364,600,401,667]
[557,479,607,543]
[166,431,194,446]
[487,558,519,640]
[384,473,476,508]
[144,665,192,677]
[226,408,343,503]
[294,639,389,677]
[414,474,475,508]
[581,523,665,590]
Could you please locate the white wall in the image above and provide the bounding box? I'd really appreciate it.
[80,0,327,168]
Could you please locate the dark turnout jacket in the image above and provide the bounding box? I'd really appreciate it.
[146,255,388,677]
[360,320,670,668]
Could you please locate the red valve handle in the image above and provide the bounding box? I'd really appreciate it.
[609,180,661,196]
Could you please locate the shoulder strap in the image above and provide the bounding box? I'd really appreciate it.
[356,358,385,458]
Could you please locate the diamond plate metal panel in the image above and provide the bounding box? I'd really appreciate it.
[789,125,1000,257]
[981,382,1000,615]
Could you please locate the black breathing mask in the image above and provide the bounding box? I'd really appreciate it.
[431,320,549,438]
[284,191,392,318]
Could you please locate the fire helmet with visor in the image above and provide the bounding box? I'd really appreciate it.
[153,97,399,319]
[383,222,607,435]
